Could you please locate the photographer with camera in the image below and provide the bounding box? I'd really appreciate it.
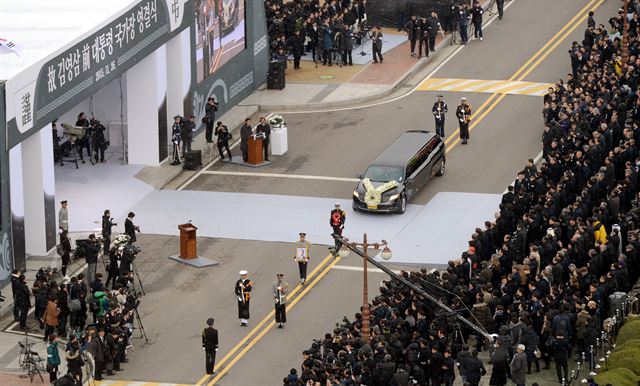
[105,246,121,290]
[125,212,140,244]
[215,121,232,161]
[101,210,116,252]
[204,97,219,143]
[91,119,107,163]
[119,245,139,278]
[75,113,91,163]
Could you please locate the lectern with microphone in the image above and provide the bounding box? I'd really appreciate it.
[178,223,198,259]
[168,222,218,268]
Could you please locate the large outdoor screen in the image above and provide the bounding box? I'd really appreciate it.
[195,0,246,83]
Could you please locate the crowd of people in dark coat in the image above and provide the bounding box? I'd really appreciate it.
[10,259,142,384]
[286,8,640,386]
[265,0,367,68]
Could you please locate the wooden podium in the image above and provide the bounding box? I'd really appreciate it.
[178,223,198,259]
[247,135,263,165]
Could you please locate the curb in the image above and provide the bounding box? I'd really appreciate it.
[245,0,499,113]
[248,33,455,112]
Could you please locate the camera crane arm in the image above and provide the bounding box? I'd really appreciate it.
[416,276,487,329]
[333,234,493,343]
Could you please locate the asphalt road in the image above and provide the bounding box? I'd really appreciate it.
[107,0,620,385]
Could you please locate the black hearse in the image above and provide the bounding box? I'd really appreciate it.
[352,131,445,214]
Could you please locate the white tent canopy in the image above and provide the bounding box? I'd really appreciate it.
[0,0,135,81]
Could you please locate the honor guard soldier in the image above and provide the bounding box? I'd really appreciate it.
[432,95,448,137]
[273,274,289,329]
[202,318,219,374]
[294,233,311,284]
[456,97,472,144]
[235,270,253,326]
[329,203,346,255]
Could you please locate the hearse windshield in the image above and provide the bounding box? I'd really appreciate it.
[363,166,404,183]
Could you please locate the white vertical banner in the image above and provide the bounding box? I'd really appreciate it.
[165,0,187,32]
[21,130,48,256]
[127,49,160,165]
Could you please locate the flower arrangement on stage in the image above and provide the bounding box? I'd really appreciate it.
[113,234,130,247]
[269,114,285,127]
[362,178,399,207]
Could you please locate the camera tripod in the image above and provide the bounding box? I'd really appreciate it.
[18,330,45,383]
[131,261,146,296]
[132,306,149,343]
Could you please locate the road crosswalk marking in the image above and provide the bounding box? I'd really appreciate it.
[417,77,553,96]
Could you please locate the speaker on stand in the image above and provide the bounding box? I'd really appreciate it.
[267,60,286,90]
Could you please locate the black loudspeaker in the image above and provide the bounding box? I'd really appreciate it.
[267,60,285,90]
[183,150,202,170]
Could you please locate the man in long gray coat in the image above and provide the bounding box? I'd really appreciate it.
[58,200,69,232]
[240,118,252,162]
[510,344,527,386]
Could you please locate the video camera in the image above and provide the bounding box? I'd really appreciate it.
[60,123,86,144]
[74,238,99,259]
[123,244,141,256]
[125,289,143,310]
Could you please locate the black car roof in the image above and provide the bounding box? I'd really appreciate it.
[370,130,437,168]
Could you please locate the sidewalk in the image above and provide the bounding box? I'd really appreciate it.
[238,27,450,111]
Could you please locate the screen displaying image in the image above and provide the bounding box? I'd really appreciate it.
[195,0,246,83]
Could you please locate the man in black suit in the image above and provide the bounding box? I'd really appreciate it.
[256,117,271,161]
[202,318,219,374]
[124,212,139,243]
[240,118,253,162]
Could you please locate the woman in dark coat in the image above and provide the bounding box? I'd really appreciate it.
[489,341,509,386]
[105,247,120,290]
[524,325,540,373]
[60,231,72,277]
[65,340,84,385]
[57,284,70,336]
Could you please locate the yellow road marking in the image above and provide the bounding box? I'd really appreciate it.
[194,1,606,384]
[447,78,497,92]
[207,256,343,385]
[419,78,554,96]
[194,253,335,385]
[445,0,605,154]
[441,0,602,150]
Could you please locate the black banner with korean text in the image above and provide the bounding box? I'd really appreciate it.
[6,0,194,150]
